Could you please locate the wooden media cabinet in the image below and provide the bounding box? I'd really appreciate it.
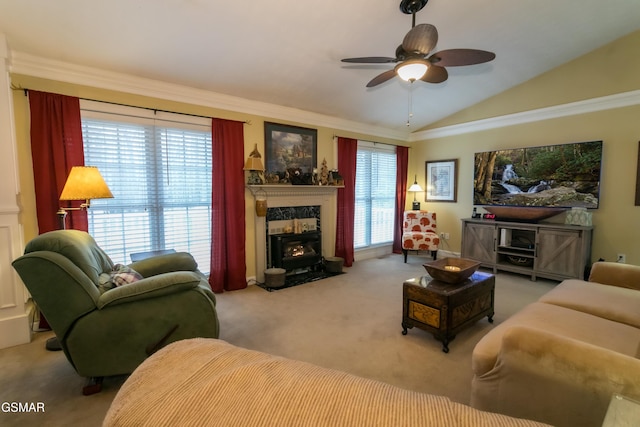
[461,218,593,281]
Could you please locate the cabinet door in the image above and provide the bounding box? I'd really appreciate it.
[462,222,496,264]
[536,229,583,278]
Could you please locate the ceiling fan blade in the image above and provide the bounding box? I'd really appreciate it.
[366,70,397,88]
[421,65,448,83]
[341,57,397,64]
[428,49,495,67]
[402,23,438,55]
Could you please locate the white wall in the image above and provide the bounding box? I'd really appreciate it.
[0,34,31,349]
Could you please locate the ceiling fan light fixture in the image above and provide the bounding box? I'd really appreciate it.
[396,60,428,82]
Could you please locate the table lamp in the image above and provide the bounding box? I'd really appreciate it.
[408,175,423,210]
[244,144,265,185]
[57,166,114,229]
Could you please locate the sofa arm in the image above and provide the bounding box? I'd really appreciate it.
[97,271,206,309]
[471,325,640,427]
[128,252,199,278]
[589,261,640,290]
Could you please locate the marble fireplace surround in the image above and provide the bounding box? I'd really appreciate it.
[247,185,340,283]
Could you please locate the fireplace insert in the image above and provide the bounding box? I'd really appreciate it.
[270,231,322,272]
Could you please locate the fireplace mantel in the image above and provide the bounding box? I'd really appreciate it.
[247,185,343,198]
[247,185,341,283]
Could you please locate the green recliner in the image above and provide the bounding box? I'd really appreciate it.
[12,230,220,394]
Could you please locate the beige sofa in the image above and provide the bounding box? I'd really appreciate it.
[471,262,640,427]
[104,338,548,426]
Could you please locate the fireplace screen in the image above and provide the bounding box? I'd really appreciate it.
[271,231,322,272]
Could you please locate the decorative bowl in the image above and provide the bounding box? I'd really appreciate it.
[483,206,566,222]
[423,257,481,284]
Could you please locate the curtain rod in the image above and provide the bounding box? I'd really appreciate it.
[333,135,408,148]
[10,84,251,125]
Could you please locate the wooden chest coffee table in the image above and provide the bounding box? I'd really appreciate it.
[402,271,495,353]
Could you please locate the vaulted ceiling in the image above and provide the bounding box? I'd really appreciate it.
[1,0,639,137]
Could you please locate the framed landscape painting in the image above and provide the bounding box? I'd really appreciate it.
[264,122,317,175]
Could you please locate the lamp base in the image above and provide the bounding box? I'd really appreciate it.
[412,201,421,210]
[247,171,264,185]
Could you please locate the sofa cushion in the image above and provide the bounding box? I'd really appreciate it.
[539,279,640,328]
[473,302,640,376]
[589,261,640,291]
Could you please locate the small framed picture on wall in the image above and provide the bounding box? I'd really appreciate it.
[425,159,458,202]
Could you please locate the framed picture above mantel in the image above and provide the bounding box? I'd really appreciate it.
[425,159,458,202]
[264,122,317,184]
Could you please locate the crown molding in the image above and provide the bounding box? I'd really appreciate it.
[9,51,408,141]
[10,51,639,144]
[409,89,640,141]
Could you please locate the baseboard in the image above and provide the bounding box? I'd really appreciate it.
[0,307,32,349]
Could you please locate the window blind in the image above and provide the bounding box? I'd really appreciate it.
[354,142,397,249]
[81,102,212,273]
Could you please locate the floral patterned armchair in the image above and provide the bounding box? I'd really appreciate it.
[402,211,439,263]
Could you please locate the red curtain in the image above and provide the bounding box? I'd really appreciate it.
[209,118,247,293]
[29,90,87,233]
[393,146,409,254]
[335,137,357,267]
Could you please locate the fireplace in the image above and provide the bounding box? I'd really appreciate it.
[248,185,340,283]
[270,231,322,272]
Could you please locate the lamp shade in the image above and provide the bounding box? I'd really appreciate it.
[244,143,265,171]
[408,183,423,192]
[59,166,113,201]
[243,156,265,171]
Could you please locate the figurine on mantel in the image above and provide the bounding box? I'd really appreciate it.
[319,158,329,186]
[265,172,280,184]
[331,170,344,186]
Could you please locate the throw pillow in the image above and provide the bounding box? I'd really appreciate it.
[98,264,143,293]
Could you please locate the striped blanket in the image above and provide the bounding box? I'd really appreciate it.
[103,339,548,427]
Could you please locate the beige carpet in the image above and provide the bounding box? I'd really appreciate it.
[0,254,556,427]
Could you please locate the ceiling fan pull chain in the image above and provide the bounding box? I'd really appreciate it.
[406,83,414,127]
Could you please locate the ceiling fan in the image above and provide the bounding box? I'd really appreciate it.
[341,0,496,88]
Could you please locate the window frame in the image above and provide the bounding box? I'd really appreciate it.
[80,100,213,272]
[353,140,397,250]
